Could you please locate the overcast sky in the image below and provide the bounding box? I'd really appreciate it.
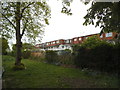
[41,0,101,43]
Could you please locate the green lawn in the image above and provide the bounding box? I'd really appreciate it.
[2,55,119,88]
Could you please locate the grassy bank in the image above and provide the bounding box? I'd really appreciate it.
[2,55,119,88]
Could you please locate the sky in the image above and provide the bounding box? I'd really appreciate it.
[41,0,101,43]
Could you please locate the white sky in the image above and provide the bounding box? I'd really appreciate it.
[41,0,101,43]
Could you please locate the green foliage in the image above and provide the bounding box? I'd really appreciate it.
[22,43,34,51]
[22,50,31,59]
[45,50,74,65]
[0,38,9,55]
[83,2,120,33]
[2,55,15,61]
[1,2,51,43]
[61,0,73,15]
[64,49,71,53]
[58,54,74,65]
[81,36,101,49]
[11,43,33,59]
[45,50,58,64]
[74,41,119,73]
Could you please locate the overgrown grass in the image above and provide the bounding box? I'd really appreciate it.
[2,55,119,88]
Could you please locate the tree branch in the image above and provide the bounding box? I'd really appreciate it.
[1,13,16,30]
[21,2,34,19]
[21,19,28,37]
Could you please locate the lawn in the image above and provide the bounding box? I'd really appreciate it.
[2,55,119,88]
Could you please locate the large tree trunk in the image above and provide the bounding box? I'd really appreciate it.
[15,2,22,65]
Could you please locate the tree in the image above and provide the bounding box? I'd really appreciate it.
[1,2,51,67]
[0,38,9,55]
[81,36,101,49]
[83,1,120,33]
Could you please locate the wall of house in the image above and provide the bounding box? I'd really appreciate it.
[35,32,117,51]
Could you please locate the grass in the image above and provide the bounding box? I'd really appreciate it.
[2,55,119,88]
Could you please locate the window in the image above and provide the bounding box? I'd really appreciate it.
[62,46,64,48]
[106,32,112,37]
[79,38,82,41]
[53,42,55,44]
[56,41,59,43]
[74,38,77,41]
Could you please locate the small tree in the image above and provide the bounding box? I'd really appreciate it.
[1,2,51,68]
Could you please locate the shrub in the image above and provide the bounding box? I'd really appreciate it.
[2,55,15,61]
[58,54,74,65]
[22,50,31,59]
[45,50,58,64]
[30,52,45,62]
[81,36,101,49]
[73,37,119,73]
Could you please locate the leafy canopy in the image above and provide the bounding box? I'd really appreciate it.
[1,2,51,43]
[12,43,34,52]
[83,1,120,33]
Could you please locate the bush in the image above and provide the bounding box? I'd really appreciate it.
[45,50,74,65]
[45,50,58,64]
[30,52,45,62]
[2,55,15,61]
[58,54,74,65]
[74,38,119,73]
[22,50,31,59]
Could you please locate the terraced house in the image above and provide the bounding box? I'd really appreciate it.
[35,32,117,51]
